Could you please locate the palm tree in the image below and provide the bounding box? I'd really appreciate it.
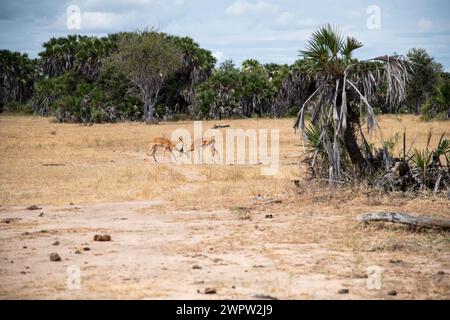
[0,50,36,106]
[293,25,409,180]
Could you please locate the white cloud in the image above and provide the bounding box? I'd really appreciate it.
[81,11,125,30]
[212,51,224,62]
[418,17,433,32]
[225,0,277,16]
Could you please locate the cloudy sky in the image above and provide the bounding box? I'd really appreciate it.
[1,0,450,70]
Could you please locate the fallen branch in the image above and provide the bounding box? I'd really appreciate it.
[359,212,450,231]
[211,124,230,129]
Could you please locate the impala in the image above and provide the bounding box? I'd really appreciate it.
[147,136,184,163]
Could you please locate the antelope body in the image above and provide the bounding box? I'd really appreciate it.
[148,137,184,163]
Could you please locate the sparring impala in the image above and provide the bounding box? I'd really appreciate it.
[147,136,185,163]
[184,136,219,161]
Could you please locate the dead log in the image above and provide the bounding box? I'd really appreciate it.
[211,124,230,129]
[359,212,450,231]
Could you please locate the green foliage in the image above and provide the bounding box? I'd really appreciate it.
[405,48,443,114]
[0,50,37,106]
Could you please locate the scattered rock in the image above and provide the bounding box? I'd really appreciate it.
[255,194,265,201]
[265,214,273,219]
[21,271,26,275]
[26,205,42,211]
[94,234,112,242]
[40,229,48,233]
[389,259,404,265]
[70,203,75,206]
[75,250,82,254]
[53,241,60,246]
[192,265,202,270]
[338,289,349,294]
[4,219,10,224]
[23,246,27,249]
[50,253,61,262]
[204,288,217,295]
[437,271,445,276]
[253,294,278,300]
[39,212,44,217]
[83,247,90,251]
[388,290,397,296]
[21,232,30,236]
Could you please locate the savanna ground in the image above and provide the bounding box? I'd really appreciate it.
[0,115,449,299]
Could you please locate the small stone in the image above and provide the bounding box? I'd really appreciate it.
[39,212,44,217]
[26,205,42,210]
[52,241,60,246]
[50,253,61,262]
[204,288,217,294]
[83,247,90,251]
[388,290,397,296]
[70,203,75,206]
[437,271,445,276]
[40,229,48,233]
[21,232,30,236]
[4,219,10,224]
[23,246,27,249]
[265,214,273,219]
[192,265,202,270]
[21,271,26,275]
[75,250,81,254]
[338,289,349,294]
[94,234,111,242]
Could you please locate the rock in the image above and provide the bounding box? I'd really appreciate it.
[26,205,42,211]
[23,246,27,249]
[39,212,44,217]
[437,271,445,276]
[192,265,202,270]
[21,232,30,236]
[40,229,48,233]
[338,289,349,294]
[265,214,274,219]
[388,290,397,296]
[53,241,60,246]
[255,194,265,201]
[75,250,81,254]
[50,253,61,262]
[94,234,112,242]
[21,271,26,275]
[83,247,90,251]
[204,288,217,294]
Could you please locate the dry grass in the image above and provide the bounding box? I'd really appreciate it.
[0,114,448,208]
[0,115,449,299]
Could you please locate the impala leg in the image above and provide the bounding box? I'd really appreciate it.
[150,145,159,163]
[170,148,178,162]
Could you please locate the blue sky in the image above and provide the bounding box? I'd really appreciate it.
[1,0,450,70]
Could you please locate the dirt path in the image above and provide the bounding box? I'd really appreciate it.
[1,198,449,299]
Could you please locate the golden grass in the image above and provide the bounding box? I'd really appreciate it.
[0,114,449,208]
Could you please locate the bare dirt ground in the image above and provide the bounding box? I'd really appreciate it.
[0,115,449,299]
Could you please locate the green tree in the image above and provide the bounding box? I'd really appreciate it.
[0,50,37,110]
[104,31,183,123]
[406,48,442,113]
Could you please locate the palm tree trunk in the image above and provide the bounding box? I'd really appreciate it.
[343,124,365,170]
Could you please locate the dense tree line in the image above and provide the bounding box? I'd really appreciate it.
[0,30,449,122]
